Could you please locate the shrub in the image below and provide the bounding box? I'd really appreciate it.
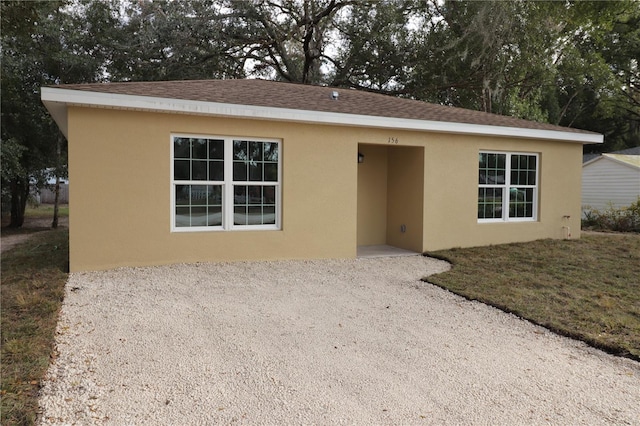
[582,198,640,233]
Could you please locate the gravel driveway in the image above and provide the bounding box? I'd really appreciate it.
[39,256,640,425]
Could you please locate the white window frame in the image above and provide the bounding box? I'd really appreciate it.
[171,134,282,232]
[478,151,539,223]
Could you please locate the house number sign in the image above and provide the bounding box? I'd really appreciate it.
[388,137,399,144]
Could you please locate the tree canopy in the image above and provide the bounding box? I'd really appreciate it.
[2,0,639,225]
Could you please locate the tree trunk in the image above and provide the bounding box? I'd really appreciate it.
[52,135,62,229]
[9,177,29,228]
[52,175,60,229]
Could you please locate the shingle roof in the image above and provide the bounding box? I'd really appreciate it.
[604,154,640,168]
[612,146,640,155]
[53,79,597,136]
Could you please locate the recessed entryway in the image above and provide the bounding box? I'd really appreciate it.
[357,143,424,253]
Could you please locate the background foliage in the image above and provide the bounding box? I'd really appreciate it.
[2,0,639,224]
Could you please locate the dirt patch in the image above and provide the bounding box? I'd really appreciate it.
[1,216,68,253]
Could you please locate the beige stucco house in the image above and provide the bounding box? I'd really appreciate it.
[41,79,602,272]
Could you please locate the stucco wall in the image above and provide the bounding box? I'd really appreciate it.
[386,146,424,252]
[357,144,388,246]
[68,107,360,271]
[68,106,585,271]
[421,134,582,251]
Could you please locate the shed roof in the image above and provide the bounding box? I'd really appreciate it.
[583,153,640,169]
[612,146,640,156]
[41,79,603,144]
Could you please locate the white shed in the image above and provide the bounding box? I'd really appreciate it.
[582,153,640,210]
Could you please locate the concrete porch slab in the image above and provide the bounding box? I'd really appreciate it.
[357,245,421,258]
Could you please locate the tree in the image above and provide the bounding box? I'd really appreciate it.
[219,0,361,84]
[2,1,59,227]
[329,0,416,92]
[1,0,109,227]
[107,0,246,81]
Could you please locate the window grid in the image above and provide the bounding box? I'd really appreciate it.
[172,135,280,231]
[478,152,538,222]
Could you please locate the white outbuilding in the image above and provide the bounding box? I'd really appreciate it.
[582,149,640,211]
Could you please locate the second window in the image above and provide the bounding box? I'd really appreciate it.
[478,151,538,222]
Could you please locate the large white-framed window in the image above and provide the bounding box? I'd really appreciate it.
[478,151,538,222]
[171,134,281,232]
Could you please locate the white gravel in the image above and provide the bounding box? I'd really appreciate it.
[38,256,640,425]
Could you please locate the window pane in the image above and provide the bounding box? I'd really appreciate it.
[175,185,222,228]
[233,162,248,181]
[207,186,222,206]
[190,185,207,204]
[175,207,190,227]
[479,153,505,184]
[264,163,278,182]
[478,188,503,219]
[234,205,247,225]
[191,206,207,226]
[209,161,224,181]
[207,206,222,226]
[511,155,536,186]
[174,160,190,180]
[208,139,224,160]
[248,206,263,224]
[263,186,276,204]
[249,142,263,161]
[263,206,276,225]
[263,143,278,162]
[232,185,277,226]
[234,185,247,204]
[233,140,247,160]
[509,187,534,218]
[192,139,208,159]
[174,138,190,158]
[192,160,207,180]
[249,163,263,181]
[176,185,190,205]
[247,186,262,204]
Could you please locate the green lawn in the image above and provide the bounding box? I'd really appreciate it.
[425,233,640,361]
[1,228,69,425]
[24,204,69,218]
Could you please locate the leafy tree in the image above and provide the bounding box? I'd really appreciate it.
[1,0,108,227]
[107,0,246,81]
[218,0,361,84]
[329,0,416,92]
[2,1,59,227]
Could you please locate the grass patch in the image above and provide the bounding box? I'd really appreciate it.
[425,234,640,361]
[24,204,69,219]
[1,229,69,425]
[2,205,68,237]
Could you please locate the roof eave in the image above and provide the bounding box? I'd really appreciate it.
[41,87,604,144]
[41,90,70,138]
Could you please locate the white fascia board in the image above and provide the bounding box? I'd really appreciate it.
[41,92,70,138]
[41,87,604,144]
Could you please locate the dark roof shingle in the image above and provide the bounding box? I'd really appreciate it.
[54,79,596,135]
